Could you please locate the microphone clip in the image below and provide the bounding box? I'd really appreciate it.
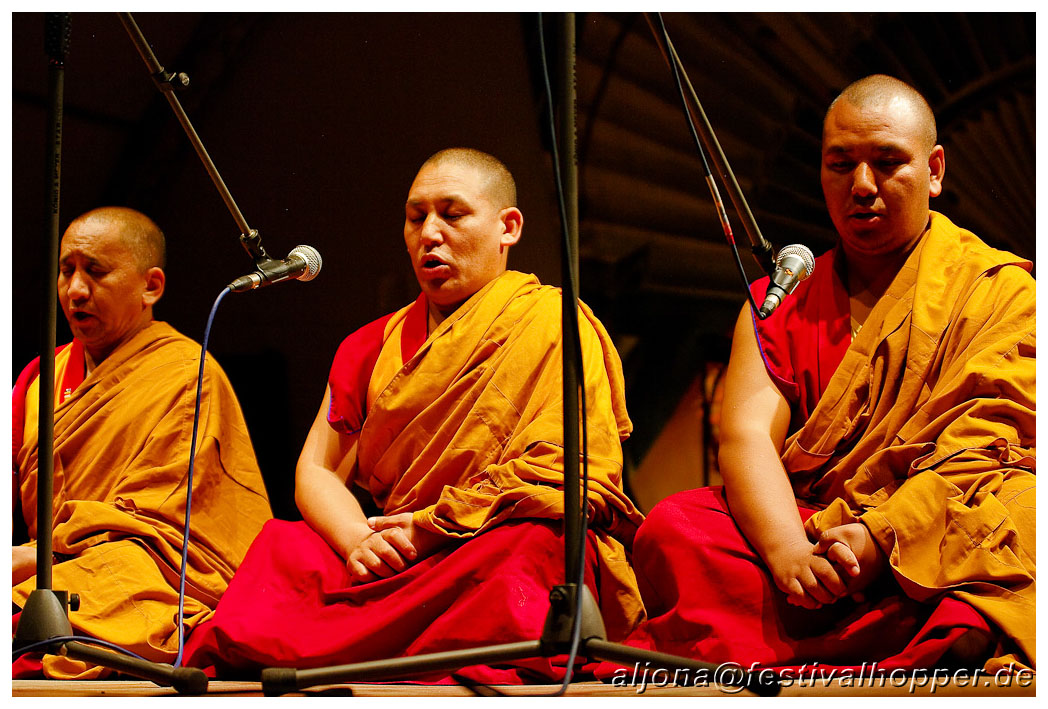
[228,257,289,293]
[239,228,270,263]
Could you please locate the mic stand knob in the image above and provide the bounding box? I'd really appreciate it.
[151,69,190,93]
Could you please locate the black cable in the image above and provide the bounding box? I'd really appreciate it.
[13,635,150,662]
[577,13,639,168]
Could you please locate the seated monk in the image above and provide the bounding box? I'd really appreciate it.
[183,148,645,681]
[614,75,1035,675]
[12,207,273,679]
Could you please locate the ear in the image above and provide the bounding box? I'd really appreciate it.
[499,207,523,248]
[928,145,945,198]
[142,267,165,307]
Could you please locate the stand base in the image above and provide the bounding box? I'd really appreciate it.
[13,589,75,651]
[14,589,208,695]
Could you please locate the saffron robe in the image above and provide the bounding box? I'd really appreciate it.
[12,321,272,679]
[183,270,645,679]
[620,212,1035,672]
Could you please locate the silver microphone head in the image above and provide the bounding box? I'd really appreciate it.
[775,244,815,282]
[759,243,816,318]
[290,244,323,282]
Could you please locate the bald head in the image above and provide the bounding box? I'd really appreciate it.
[419,148,517,210]
[826,75,937,152]
[68,207,166,273]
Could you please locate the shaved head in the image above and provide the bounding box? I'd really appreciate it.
[67,207,166,272]
[419,148,517,210]
[826,74,937,152]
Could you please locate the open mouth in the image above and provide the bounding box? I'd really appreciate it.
[420,256,451,278]
[72,312,94,322]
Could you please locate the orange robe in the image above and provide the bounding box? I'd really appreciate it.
[13,321,272,679]
[184,270,645,678]
[621,212,1035,672]
[791,212,1036,669]
[353,271,642,587]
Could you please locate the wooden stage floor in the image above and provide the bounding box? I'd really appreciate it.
[11,677,1037,698]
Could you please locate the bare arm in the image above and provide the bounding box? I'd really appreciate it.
[295,386,418,582]
[295,386,370,558]
[718,305,847,607]
[12,545,36,586]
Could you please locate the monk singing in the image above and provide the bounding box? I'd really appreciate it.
[12,207,273,679]
[183,148,645,681]
[619,75,1034,673]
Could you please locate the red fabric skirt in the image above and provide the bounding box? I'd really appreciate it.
[11,612,43,678]
[598,487,992,675]
[183,518,599,682]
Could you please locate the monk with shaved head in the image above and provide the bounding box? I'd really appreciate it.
[56,207,167,369]
[614,75,1035,675]
[183,148,644,681]
[12,207,272,679]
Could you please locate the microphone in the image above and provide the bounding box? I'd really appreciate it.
[228,244,323,292]
[758,244,814,318]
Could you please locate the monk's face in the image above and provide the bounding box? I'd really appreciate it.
[58,219,157,363]
[821,97,944,259]
[404,161,521,316]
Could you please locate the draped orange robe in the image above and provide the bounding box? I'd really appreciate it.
[13,321,272,679]
[356,271,643,595]
[790,212,1036,669]
[614,212,1034,674]
[183,270,645,678]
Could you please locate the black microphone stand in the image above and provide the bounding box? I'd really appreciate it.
[258,14,777,697]
[12,14,208,694]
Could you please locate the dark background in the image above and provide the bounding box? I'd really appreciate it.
[11,13,1035,519]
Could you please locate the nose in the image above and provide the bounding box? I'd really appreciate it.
[851,163,877,198]
[419,214,444,247]
[64,269,90,303]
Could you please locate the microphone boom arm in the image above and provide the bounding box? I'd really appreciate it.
[117,12,270,264]
[645,14,776,277]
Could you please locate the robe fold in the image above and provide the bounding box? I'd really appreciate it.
[183,270,645,679]
[12,321,272,679]
[615,212,1035,673]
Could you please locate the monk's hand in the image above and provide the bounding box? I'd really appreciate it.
[12,545,37,586]
[766,538,849,610]
[367,513,444,561]
[813,522,886,602]
[345,522,418,583]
